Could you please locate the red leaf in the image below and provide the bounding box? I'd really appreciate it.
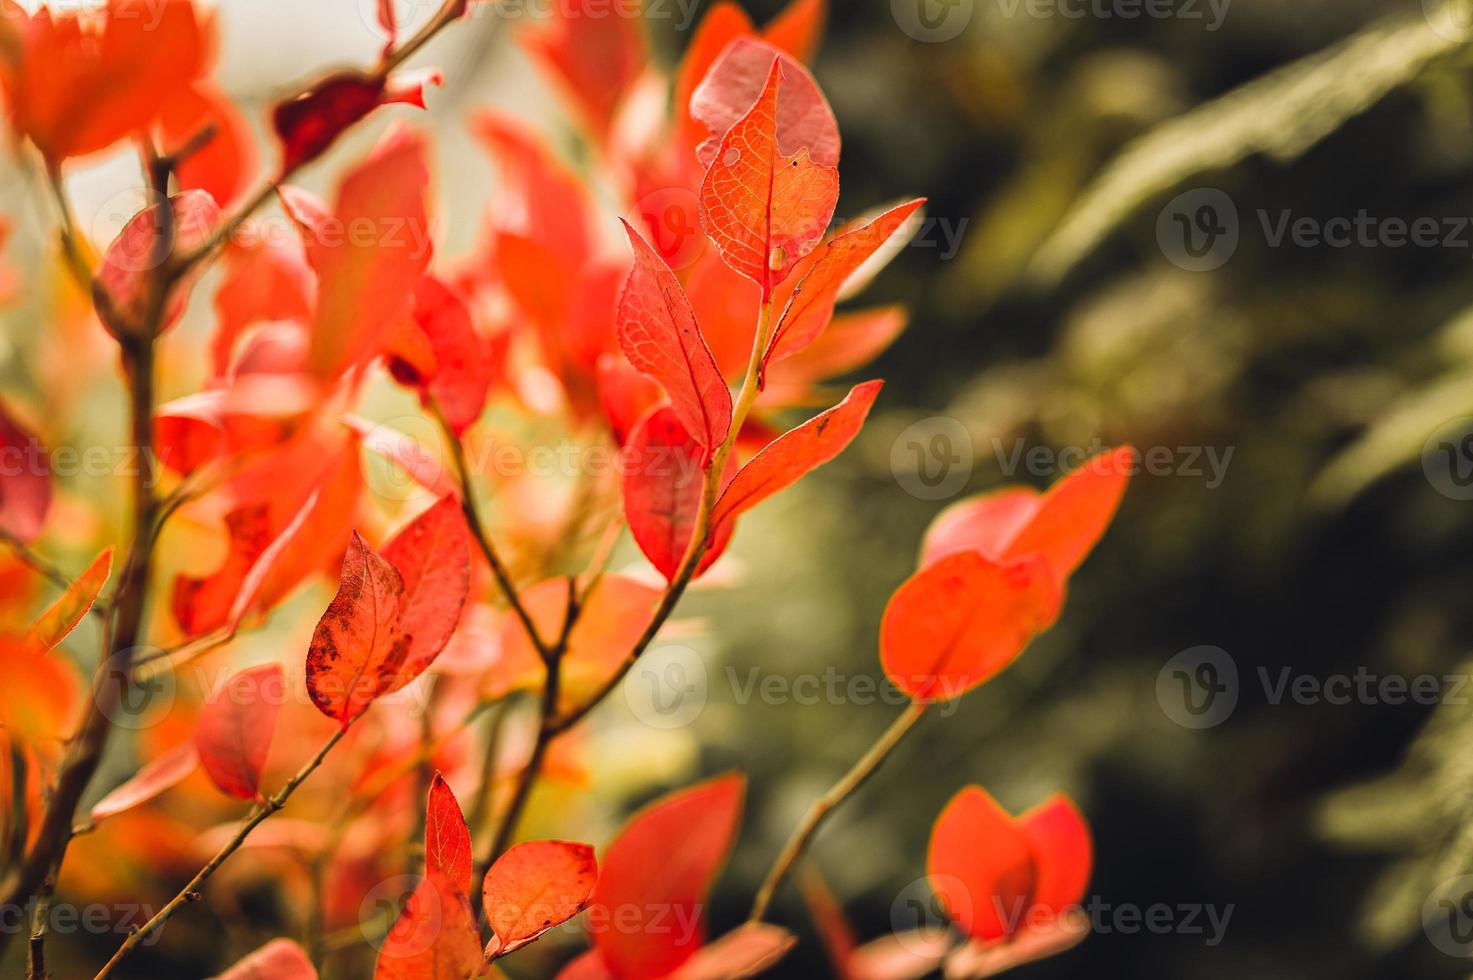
[709,380,882,537]
[210,235,314,379]
[921,447,1134,586]
[2,0,208,162]
[225,489,322,634]
[300,126,434,382]
[374,870,482,980]
[698,59,839,298]
[927,786,1034,943]
[520,0,647,138]
[483,840,598,955]
[377,0,398,49]
[879,552,1059,701]
[89,742,199,825]
[0,640,79,745]
[156,82,258,207]
[622,406,735,582]
[378,496,471,692]
[271,71,384,173]
[596,355,662,446]
[668,924,796,979]
[426,772,473,896]
[588,774,745,979]
[762,0,828,62]
[690,37,839,170]
[304,532,406,726]
[763,200,924,368]
[675,4,755,154]
[344,415,458,501]
[1017,795,1092,918]
[618,221,732,455]
[96,189,220,339]
[196,664,283,800]
[388,276,490,435]
[25,547,110,654]
[215,938,318,980]
[762,307,908,404]
[0,401,49,543]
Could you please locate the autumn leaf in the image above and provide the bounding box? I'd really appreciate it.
[304,532,406,726]
[520,0,647,139]
[587,774,745,979]
[272,70,440,174]
[761,307,908,405]
[89,742,199,825]
[709,380,882,538]
[215,938,318,980]
[25,547,110,654]
[156,82,258,207]
[344,416,458,501]
[210,234,314,379]
[879,552,1060,701]
[762,0,827,62]
[377,496,471,693]
[196,664,283,800]
[622,406,735,582]
[483,840,597,956]
[699,58,839,298]
[596,355,663,446]
[617,221,732,456]
[668,924,796,979]
[96,189,220,340]
[426,773,473,897]
[387,276,490,435]
[0,401,49,544]
[763,200,925,369]
[0,637,79,747]
[690,37,839,171]
[374,869,482,980]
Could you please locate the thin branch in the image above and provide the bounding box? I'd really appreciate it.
[748,700,930,923]
[0,530,112,616]
[92,720,357,979]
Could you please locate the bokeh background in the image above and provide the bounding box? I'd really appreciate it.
[7,0,1473,977]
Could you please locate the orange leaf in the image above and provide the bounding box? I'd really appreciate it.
[622,406,735,582]
[709,380,882,537]
[156,82,258,207]
[762,307,908,404]
[763,200,925,368]
[484,840,597,955]
[388,276,490,435]
[374,870,482,980]
[690,37,839,171]
[596,355,662,446]
[196,664,283,800]
[215,938,318,980]
[301,126,433,382]
[879,552,1059,701]
[762,0,827,62]
[520,0,647,139]
[668,923,796,979]
[426,772,473,896]
[588,774,745,979]
[0,638,79,746]
[921,447,1134,586]
[378,496,471,693]
[25,547,110,654]
[210,235,314,379]
[617,221,732,455]
[89,742,199,825]
[0,401,49,543]
[927,786,1034,943]
[344,416,458,501]
[698,58,839,298]
[304,532,406,726]
[1016,795,1093,919]
[96,190,220,339]
[675,4,755,154]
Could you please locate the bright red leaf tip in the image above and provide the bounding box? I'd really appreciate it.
[699,58,839,297]
[304,532,406,726]
[921,446,1135,590]
[880,551,1060,702]
[617,221,732,456]
[25,547,110,655]
[588,773,745,979]
[928,787,1092,956]
[374,869,482,980]
[426,772,473,896]
[89,742,199,825]
[215,938,318,980]
[0,400,50,544]
[97,189,220,340]
[196,664,283,801]
[710,380,882,539]
[623,406,736,583]
[763,199,926,369]
[483,840,598,956]
[690,37,839,170]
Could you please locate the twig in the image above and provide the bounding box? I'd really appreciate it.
[0,530,112,617]
[92,720,357,979]
[748,700,930,922]
[26,872,55,980]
